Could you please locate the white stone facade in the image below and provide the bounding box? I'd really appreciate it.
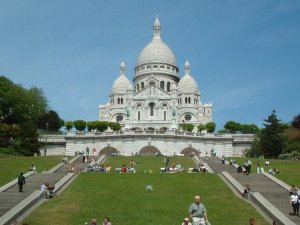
[99,18,213,130]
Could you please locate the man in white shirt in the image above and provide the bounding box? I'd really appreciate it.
[290,192,299,216]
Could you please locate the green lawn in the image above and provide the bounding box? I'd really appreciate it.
[232,157,300,186]
[0,156,66,186]
[22,157,269,225]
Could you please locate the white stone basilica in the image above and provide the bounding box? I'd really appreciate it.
[99,18,213,130]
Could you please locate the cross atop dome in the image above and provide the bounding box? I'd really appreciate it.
[153,16,161,38]
[120,62,126,76]
[184,61,191,75]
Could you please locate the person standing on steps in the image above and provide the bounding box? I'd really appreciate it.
[18,172,25,192]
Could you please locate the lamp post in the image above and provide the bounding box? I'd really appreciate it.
[44,122,49,156]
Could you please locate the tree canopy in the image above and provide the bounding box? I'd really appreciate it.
[0,76,54,155]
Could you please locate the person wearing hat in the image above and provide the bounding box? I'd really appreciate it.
[189,195,208,225]
[182,217,192,225]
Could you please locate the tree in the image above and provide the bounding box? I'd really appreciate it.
[292,113,300,129]
[0,76,50,155]
[65,121,73,132]
[224,121,241,133]
[95,121,108,132]
[108,122,121,131]
[197,124,205,133]
[259,110,286,158]
[87,121,97,132]
[38,110,63,131]
[181,123,194,132]
[73,120,86,131]
[205,122,216,133]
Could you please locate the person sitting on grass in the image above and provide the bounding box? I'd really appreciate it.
[182,217,192,225]
[121,164,127,173]
[106,164,112,172]
[102,217,112,225]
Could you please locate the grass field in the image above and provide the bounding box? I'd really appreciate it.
[22,156,269,225]
[0,155,66,186]
[232,157,300,186]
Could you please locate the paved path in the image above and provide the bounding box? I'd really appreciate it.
[204,157,300,224]
[0,154,101,220]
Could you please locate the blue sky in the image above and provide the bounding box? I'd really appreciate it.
[1,0,299,130]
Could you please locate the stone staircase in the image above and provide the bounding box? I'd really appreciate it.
[0,154,105,225]
[205,157,300,225]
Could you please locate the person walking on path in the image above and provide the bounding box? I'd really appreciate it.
[189,195,209,225]
[17,172,25,192]
[290,192,299,216]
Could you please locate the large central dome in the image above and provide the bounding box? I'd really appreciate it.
[136,17,177,68]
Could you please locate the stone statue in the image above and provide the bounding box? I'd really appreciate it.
[126,108,130,118]
[172,107,176,118]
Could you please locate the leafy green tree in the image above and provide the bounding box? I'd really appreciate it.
[259,110,286,158]
[58,119,65,129]
[108,122,121,131]
[224,121,241,133]
[0,76,49,155]
[205,122,216,133]
[181,123,194,132]
[197,124,205,133]
[38,110,63,131]
[73,120,86,131]
[87,121,97,132]
[65,121,74,132]
[95,121,108,132]
[291,113,300,129]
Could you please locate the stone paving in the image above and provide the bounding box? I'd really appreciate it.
[204,157,300,224]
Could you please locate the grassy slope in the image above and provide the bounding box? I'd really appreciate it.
[0,156,65,186]
[23,156,268,225]
[232,157,300,186]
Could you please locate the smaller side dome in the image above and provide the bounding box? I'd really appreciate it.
[111,62,132,94]
[177,61,199,94]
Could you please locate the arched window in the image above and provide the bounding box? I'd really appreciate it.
[138,111,141,121]
[185,97,187,104]
[167,82,170,92]
[121,98,123,104]
[141,82,144,89]
[149,102,155,116]
[118,98,120,104]
[164,111,166,121]
[160,81,165,89]
[188,97,191,104]
[137,84,140,92]
[180,99,182,105]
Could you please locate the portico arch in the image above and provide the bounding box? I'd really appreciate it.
[99,147,118,156]
[180,147,198,156]
[139,146,161,156]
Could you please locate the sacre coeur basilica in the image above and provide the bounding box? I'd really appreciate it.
[55,18,253,157]
[98,17,213,131]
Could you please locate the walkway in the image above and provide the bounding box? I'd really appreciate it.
[204,157,300,225]
[0,154,104,225]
